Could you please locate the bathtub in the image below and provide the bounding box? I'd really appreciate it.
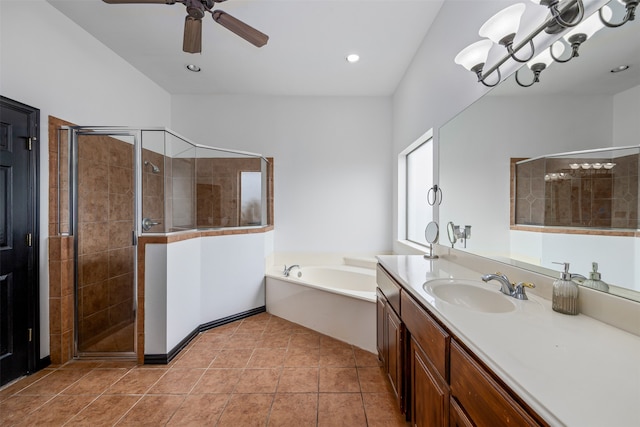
[265,263,377,352]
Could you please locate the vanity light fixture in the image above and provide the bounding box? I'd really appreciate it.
[550,6,611,63]
[599,0,638,28]
[479,3,534,63]
[531,0,584,34]
[186,64,201,72]
[346,54,360,63]
[454,39,499,87]
[515,41,564,87]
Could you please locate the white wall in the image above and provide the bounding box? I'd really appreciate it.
[145,232,272,355]
[0,0,171,358]
[613,85,640,146]
[171,95,393,254]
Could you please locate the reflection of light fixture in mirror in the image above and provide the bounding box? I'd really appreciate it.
[611,64,630,73]
[600,0,638,28]
[531,0,585,34]
[454,39,501,87]
[551,6,611,63]
[479,3,534,63]
[515,41,564,87]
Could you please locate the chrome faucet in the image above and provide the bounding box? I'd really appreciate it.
[481,272,536,300]
[283,264,300,277]
[481,273,514,296]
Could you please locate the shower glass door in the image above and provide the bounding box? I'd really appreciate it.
[74,131,137,357]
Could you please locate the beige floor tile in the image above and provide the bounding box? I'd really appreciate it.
[355,347,382,367]
[289,332,321,349]
[363,392,410,427]
[0,395,51,425]
[17,369,90,396]
[210,348,254,368]
[2,314,406,426]
[147,368,204,394]
[116,395,185,426]
[223,332,263,349]
[61,368,128,395]
[256,332,292,348]
[277,367,319,393]
[171,347,218,368]
[358,366,393,393]
[284,347,320,367]
[318,393,367,427]
[166,393,230,426]
[234,368,282,393]
[247,347,286,368]
[320,346,356,367]
[217,393,274,427]
[65,394,140,426]
[319,367,361,392]
[14,394,96,426]
[268,393,318,426]
[106,368,165,394]
[191,368,242,394]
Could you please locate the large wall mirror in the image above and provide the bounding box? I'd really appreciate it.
[439,2,639,302]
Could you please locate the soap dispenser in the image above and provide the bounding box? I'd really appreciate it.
[582,262,609,292]
[552,262,579,315]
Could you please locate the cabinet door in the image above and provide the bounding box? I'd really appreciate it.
[411,337,448,427]
[386,304,403,407]
[376,289,386,364]
[449,397,474,427]
[450,340,542,427]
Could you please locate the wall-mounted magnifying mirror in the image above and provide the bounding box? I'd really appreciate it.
[424,221,439,259]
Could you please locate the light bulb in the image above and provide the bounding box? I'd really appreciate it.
[454,40,494,71]
[479,3,526,45]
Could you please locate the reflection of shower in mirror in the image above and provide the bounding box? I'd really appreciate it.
[144,160,160,173]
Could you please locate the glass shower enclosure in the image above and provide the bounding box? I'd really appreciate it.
[57,127,269,359]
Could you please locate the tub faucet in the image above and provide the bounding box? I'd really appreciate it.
[481,272,515,296]
[283,265,300,277]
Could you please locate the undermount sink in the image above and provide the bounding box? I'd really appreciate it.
[423,279,516,313]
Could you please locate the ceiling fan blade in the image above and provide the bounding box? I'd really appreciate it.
[103,0,173,4]
[212,10,268,48]
[183,16,202,54]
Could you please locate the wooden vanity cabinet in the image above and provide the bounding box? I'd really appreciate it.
[376,264,547,427]
[402,290,450,427]
[376,266,405,411]
[449,340,544,427]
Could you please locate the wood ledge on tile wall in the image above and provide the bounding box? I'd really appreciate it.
[138,225,274,245]
[510,224,638,238]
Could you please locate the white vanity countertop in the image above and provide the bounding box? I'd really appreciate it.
[377,255,640,427]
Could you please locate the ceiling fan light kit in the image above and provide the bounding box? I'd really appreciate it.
[103,0,269,53]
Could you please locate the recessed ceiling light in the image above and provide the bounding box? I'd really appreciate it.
[186,64,201,72]
[610,65,629,73]
[346,54,360,64]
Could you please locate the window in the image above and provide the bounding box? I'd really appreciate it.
[400,130,435,247]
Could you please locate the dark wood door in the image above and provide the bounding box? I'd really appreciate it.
[411,338,448,427]
[0,96,39,386]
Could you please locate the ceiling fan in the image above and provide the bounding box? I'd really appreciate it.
[102,0,269,53]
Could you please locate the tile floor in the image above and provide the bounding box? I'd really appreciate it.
[0,313,409,426]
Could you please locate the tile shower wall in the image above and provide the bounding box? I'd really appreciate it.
[142,148,166,233]
[77,135,135,352]
[196,158,262,228]
[515,154,639,229]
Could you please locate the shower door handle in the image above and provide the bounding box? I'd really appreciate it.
[142,218,161,231]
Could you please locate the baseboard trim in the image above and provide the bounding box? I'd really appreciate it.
[143,306,266,365]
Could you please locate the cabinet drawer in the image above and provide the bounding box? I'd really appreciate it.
[401,291,449,381]
[377,264,401,314]
[450,340,542,427]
